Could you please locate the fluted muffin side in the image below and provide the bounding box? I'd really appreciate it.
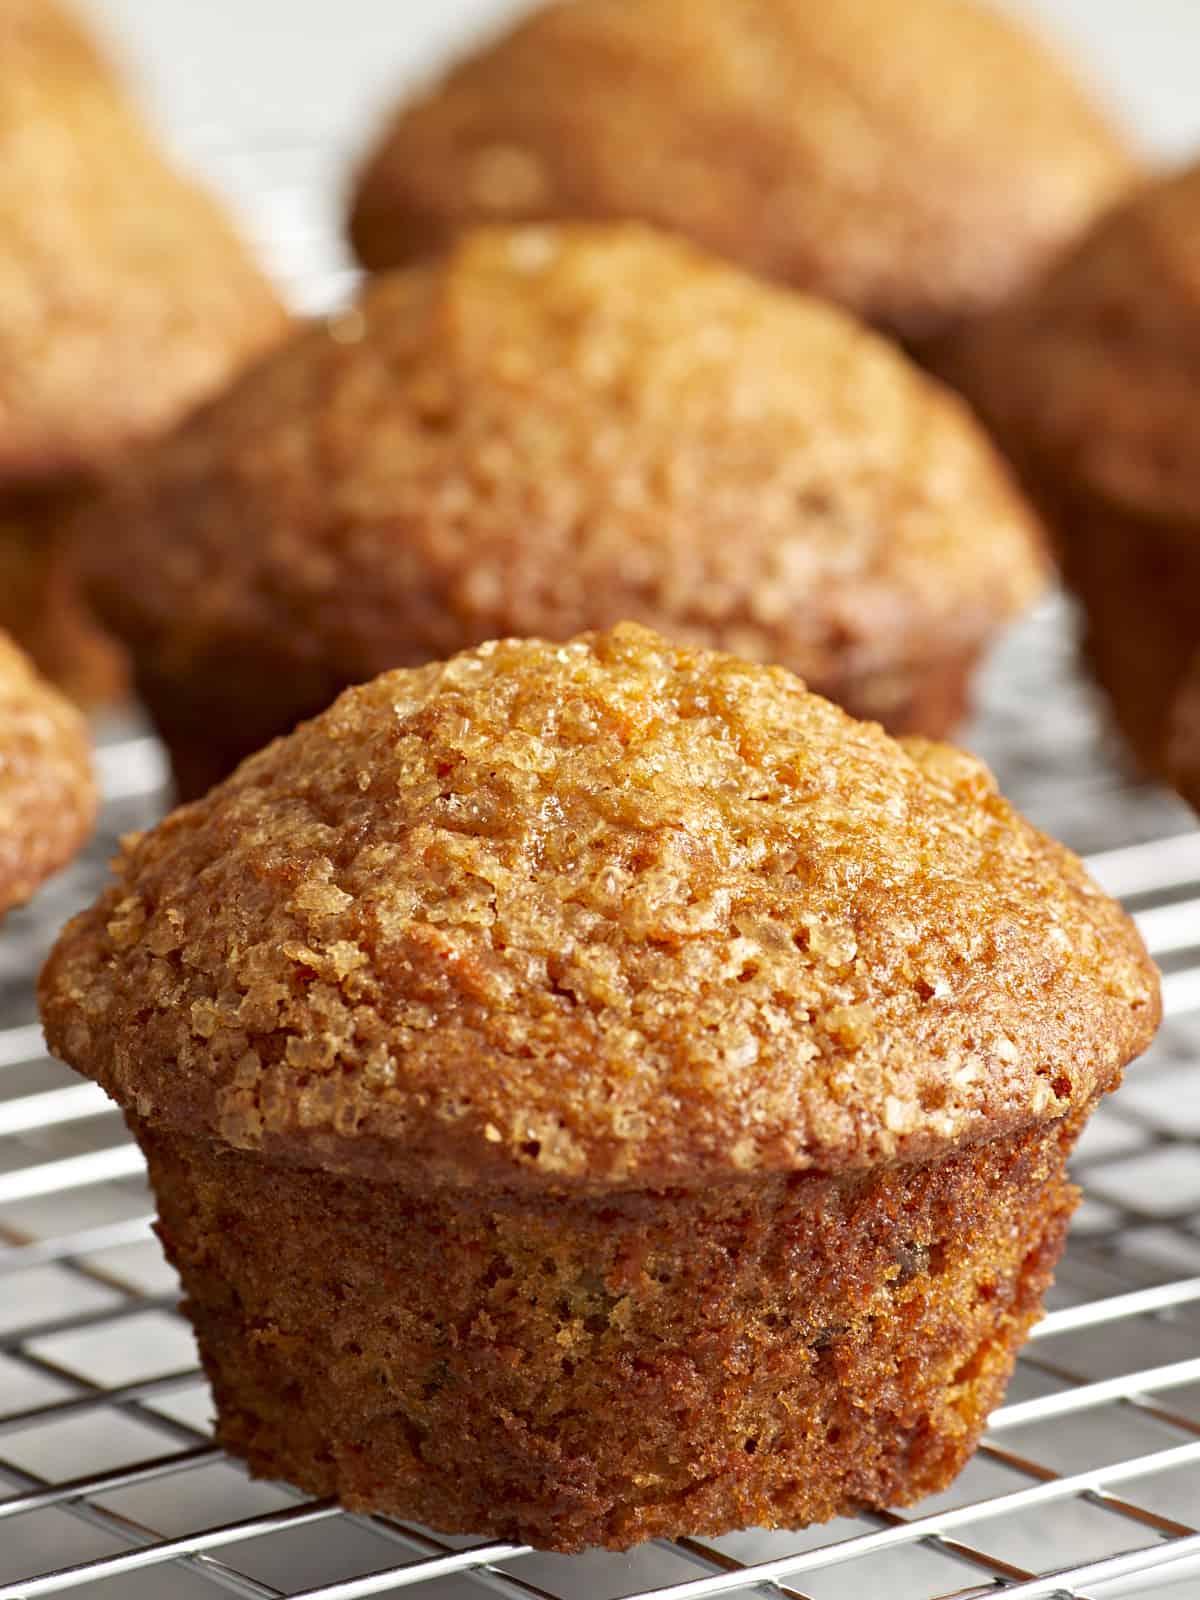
[145,1109,1081,1552]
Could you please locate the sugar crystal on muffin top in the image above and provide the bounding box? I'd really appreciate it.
[40,624,1158,1188]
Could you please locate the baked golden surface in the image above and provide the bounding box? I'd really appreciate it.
[81,224,1045,795]
[0,629,95,917]
[349,0,1137,343]
[41,624,1158,1191]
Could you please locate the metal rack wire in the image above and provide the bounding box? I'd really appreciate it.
[3,137,1200,1598]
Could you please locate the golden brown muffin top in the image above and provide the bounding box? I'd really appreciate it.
[0,630,95,916]
[41,624,1158,1191]
[348,0,1137,344]
[952,163,1200,525]
[0,0,289,484]
[82,225,1044,733]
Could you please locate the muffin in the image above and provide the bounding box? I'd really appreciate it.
[0,0,290,698]
[951,162,1200,784]
[348,0,1137,347]
[0,630,95,918]
[40,623,1159,1552]
[79,224,1046,800]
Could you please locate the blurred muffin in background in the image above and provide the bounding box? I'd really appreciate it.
[0,0,290,702]
[0,630,95,919]
[80,223,1046,800]
[951,162,1200,790]
[348,0,1138,349]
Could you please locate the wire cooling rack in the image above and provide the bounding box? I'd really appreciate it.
[4,132,1200,1598]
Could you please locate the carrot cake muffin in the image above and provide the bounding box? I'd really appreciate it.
[952,162,1200,785]
[80,224,1046,799]
[348,0,1137,347]
[0,630,95,917]
[40,624,1159,1551]
[0,0,289,699]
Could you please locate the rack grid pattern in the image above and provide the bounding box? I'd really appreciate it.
[3,138,1200,1599]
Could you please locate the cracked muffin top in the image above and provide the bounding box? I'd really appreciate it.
[951,162,1200,525]
[348,0,1137,344]
[41,624,1159,1191]
[81,223,1045,751]
[0,630,95,916]
[0,0,289,484]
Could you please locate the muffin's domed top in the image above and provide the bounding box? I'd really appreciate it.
[0,0,288,483]
[952,163,1200,525]
[82,223,1043,755]
[41,625,1158,1190]
[348,0,1137,343]
[0,631,95,917]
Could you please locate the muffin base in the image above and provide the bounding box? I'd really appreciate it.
[140,1110,1084,1553]
[0,493,128,706]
